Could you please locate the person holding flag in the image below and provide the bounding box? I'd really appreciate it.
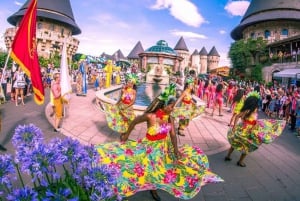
[10,0,44,105]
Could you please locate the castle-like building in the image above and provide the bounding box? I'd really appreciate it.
[4,0,220,76]
[231,0,300,82]
[126,36,220,75]
[4,0,80,62]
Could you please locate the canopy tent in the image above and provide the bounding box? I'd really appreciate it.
[273,68,300,79]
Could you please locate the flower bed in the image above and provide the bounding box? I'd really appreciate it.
[0,124,120,201]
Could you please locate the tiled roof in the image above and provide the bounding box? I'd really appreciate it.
[174,36,189,51]
[231,0,300,40]
[7,0,81,35]
[146,40,177,55]
[192,49,199,55]
[208,46,220,57]
[199,47,208,56]
[127,41,144,59]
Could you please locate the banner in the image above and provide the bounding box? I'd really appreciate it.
[60,40,72,103]
[10,0,44,105]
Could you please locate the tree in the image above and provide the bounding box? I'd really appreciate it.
[250,64,263,82]
[229,38,268,78]
[0,52,13,68]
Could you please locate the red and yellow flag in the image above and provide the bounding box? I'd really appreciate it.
[10,0,44,105]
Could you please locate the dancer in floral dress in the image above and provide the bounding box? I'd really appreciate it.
[225,91,286,167]
[96,84,223,200]
[103,73,138,135]
[173,78,205,136]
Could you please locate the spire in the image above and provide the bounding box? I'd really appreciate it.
[174,36,189,51]
[208,46,220,57]
[127,41,144,59]
[7,0,81,35]
[192,49,199,55]
[199,47,208,56]
[231,0,300,40]
[113,49,126,61]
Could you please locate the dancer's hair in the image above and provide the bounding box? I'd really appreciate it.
[216,83,223,93]
[233,89,244,103]
[240,96,259,120]
[145,96,176,114]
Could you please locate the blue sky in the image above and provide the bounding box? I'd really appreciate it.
[0,0,251,66]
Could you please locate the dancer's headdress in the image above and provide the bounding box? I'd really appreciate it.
[186,77,194,84]
[158,83,176,105]
[246,91,260,99]
[126,73,139,84]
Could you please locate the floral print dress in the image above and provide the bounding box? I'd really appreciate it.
[228,112,286,154]
[172,93,205,129]
[96,110,223,199]
[103,87,136,133]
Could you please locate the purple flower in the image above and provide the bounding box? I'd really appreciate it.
[43,187,79,201]
[84,165,119,200]
[7,186,38,201]
[0,154,16,194]
[12,124,44,149]
[17,144,57,186]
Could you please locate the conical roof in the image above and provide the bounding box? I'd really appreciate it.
[7,0,81,35]
[174,36,189,51]
[192,49,199,55]
[113,49,126,61]
[127,41,144,59]
[208,46,220,57]
[231,0,300,40]
[199,47,208,56]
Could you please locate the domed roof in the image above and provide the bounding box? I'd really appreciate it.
[145,40,177,55]
[7,0,81,35]
[231,0,300,40]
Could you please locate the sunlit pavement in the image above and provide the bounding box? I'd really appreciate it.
[2,87,300,201]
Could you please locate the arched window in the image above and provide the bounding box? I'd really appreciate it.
[37,23,42,29]
[281,29,288,36]
[264,30,270,39]
[250,32,255,39]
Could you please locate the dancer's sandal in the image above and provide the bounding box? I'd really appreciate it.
[237,161,246,167]
[224,156,232,161]
[150,190,161,201]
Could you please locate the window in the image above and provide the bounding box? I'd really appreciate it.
[250,32,255,39]
[37,23,42,29]
[264,30,270,39]
[281,29,288,36]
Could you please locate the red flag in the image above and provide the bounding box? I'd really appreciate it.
[10,0,44,105]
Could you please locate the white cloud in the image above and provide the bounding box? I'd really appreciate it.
[14,1,23,6]
[151,0,206,27]
[224,0,250,16]
[219,30,226,35]
[170,30,207,39]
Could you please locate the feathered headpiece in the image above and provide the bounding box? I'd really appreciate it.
[246,91,260,99]
[158,83,176,104]
[186,77,194,84]
[125,73,139,84]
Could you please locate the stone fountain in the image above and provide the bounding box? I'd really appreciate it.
[146,63,169,85]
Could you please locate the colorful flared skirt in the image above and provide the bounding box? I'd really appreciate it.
[96,136,223,199]
[228,119,286,154]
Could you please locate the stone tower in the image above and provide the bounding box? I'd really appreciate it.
[231,0,300,42]
[231,0,300,82]
[199,47,208,74]
[174,36,189,73]
[207,46,220,72]
[191,49,200,73]
[5,0,81,60]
